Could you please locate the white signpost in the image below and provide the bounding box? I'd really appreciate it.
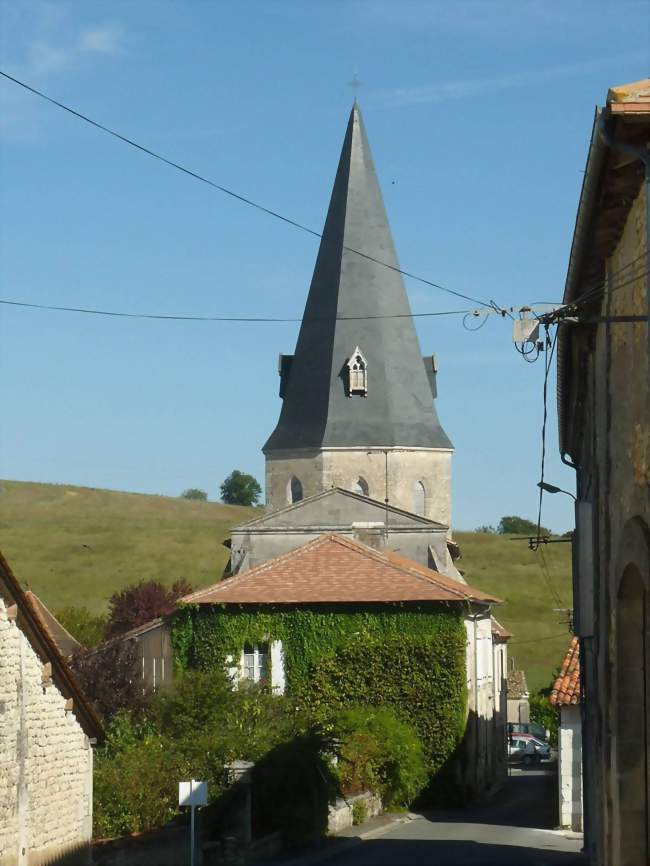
[179,779,207,866]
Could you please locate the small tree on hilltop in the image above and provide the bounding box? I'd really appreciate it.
[220,470,262,506]
[180,488,208,501]
[498,515,552,536]
[105,579,193,639]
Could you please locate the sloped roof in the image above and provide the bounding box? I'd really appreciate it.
[550,635,581,706]
[0,550,103,742]
[507,669,529,700]
[24,591,82,657]
[491,616,511,641]
[264,103,452,453]
[183,534,500,606]
[232,487,448,530]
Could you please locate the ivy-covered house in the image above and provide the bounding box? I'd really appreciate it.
[173,533,507,798]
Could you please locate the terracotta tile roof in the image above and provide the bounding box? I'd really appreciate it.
[24,591,82,658]
[183,534,501,606]
[491,616,511,641]
[550,636,581,706]
[608,78,650,114]
[507,669,529,699]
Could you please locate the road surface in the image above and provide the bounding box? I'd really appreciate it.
[318,768,586,866]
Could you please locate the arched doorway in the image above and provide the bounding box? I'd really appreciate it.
[616,563,648,865]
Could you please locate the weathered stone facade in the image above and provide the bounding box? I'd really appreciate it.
[0,597,94,866]
[265,447,453,526]
[559,80,650,866]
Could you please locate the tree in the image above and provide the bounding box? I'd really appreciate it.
[105,579,193,639]
[71,639,148,720]
[220,470,262,506]
[180,488,207,501]
[56,606,107,648]
[497,515,552,536]
[474,525,497,534]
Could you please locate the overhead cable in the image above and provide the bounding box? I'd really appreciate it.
[0,297,475,323]
[0,70,495,310]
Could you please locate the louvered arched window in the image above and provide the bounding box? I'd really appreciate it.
[346,347,368,397]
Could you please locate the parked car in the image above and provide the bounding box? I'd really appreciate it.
[517,734,551,761]
[508,721,548,741]
[507,735,549,766]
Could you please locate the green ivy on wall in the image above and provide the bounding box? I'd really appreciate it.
[171,604,467,771]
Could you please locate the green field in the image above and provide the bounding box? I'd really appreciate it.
[0,480,572,693]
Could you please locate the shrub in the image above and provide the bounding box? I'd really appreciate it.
[352,800,367,826]
[106,579,192,639]
[71,639,148,721]
[180,488,208,501]
[327,706,427,808]
[55,606,107,648]
[530,692,559,747]
[93,670,307,838]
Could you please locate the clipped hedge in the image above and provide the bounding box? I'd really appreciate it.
[171,605,467,774]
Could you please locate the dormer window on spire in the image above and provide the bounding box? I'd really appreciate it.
[347,347,368,397]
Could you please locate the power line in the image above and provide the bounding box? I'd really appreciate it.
[0,297,476,323]
[0,69,495,310]
[509,632,570,647]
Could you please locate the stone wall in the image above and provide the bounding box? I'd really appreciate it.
[0,598,93,866]
[462,613,506,797]
[558,704,583,831]
[572,182,649,865]
[265,446,453,527]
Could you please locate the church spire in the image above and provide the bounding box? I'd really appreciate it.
[264,103,452,454]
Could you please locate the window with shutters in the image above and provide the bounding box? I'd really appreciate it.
[346,347,368,397]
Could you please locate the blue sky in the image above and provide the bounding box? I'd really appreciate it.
[0,0,648,533]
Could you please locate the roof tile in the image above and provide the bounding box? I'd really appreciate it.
[550,636,581,706]
[183,534,501,606]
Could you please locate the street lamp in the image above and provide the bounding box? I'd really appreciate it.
[537,481,576,501]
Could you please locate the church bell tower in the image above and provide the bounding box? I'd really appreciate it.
[263,104,453,525]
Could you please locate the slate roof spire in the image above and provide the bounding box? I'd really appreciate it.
[264,103,452,453]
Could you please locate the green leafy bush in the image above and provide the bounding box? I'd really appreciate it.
[328,706,428,808]
[93,670,305,838]
[352,800,367,826]
[55,606,107,648]
[530,692,559,747]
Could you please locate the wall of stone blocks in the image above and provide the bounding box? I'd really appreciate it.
[558,705,583,831]
[265,447,453,528]
[0,598,93,866]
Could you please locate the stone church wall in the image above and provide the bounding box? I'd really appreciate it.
[266,446,453,527]
[0,598,93,866]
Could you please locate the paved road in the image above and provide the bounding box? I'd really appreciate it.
[321,769,587,866]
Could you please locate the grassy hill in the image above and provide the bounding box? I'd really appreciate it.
[0,480,572,693]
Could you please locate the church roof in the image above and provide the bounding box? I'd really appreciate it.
[182,534,499,606]
[264,103,452,453]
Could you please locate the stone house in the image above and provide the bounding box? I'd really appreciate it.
[179,532,508,799]
[557,78,649,865]
[0,551,103,866]
[550,636,582,832]
[506,669,530,724]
